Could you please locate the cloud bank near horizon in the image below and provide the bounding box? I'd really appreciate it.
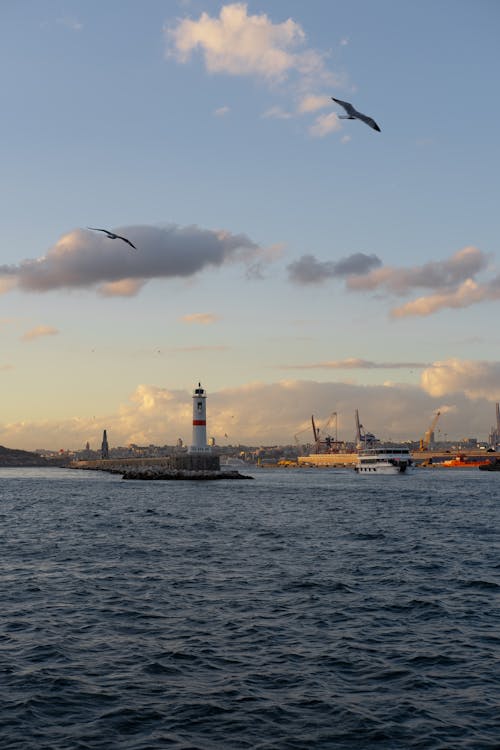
[421,358,500,400]
[0,224,268,297]
[278,358,429,371]
[2,359,499,450]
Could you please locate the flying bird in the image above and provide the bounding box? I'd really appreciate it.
[87,227,137,249]
[331,97,381,132]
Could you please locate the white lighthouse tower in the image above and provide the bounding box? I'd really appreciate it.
[188,382,211,453]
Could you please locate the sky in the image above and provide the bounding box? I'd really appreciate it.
[1,0,500,450]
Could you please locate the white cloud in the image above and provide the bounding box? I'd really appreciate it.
[0,223,267,297]
[391,279,500,318]
[166,3,345,137]
[279,358,429,370]
[0,278,17,294]
[288,252,381,285]
[98,279,147,298]
[180,312,220,325]
[244,241,285,280]
[421,359,500,400]
[309,111,341,137]
[56,17,83,31]
[170,345,230,352]
[347,246,490,295]
[295,245,499,318]
[262,106,293,119]
[214,105,230,116]
[21,325,59,342]
[298,94,332,113]
[166,3,309,80]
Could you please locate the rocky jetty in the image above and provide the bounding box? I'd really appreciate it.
[72,456,253,480]
[122,468,252,481]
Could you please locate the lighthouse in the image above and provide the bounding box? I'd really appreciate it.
[188,382,212,453]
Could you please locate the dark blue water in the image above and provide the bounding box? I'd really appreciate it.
[0,466,499,749]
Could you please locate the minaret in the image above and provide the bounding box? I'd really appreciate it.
[188,382,211,453]
[101,429,109,459]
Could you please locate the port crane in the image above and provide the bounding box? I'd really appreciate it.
[294,423,312,447]
[311,412,338,453]
[489,402,500,449]
[419,410,441,450]
[355,409,377,448]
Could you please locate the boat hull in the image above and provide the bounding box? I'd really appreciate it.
[355,447,413,475]
[479,459,500,471]
[355,462,410,475]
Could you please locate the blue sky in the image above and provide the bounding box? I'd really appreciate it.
[1,0,499,449]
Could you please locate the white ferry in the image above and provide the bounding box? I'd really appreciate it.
[220,457,248,472]
[355,447,413,474]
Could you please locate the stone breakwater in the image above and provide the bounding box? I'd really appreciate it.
[122,468,252,481]
[71,459,252,480]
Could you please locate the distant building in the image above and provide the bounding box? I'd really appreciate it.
[460,437,478,449]
[101,429,109,459]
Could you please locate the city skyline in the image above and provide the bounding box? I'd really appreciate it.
[1,1,499,449]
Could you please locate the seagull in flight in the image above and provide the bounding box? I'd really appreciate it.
[87,227,137,249]
[331,97,381,132]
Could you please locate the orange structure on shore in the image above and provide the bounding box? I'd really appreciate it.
[441,453,492,468]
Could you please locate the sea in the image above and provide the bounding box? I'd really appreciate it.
[0,466,499,750]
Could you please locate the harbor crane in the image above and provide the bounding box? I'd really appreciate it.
[311,414,319,445]
[294,423,312,447]
[311,412,338,453]
[419,411,441,451]
[355,409,377,449]
[489,402,500,449]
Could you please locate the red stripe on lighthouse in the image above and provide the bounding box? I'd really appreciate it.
[193,420,206,425]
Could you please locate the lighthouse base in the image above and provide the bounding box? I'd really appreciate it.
[168,454,220,472]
